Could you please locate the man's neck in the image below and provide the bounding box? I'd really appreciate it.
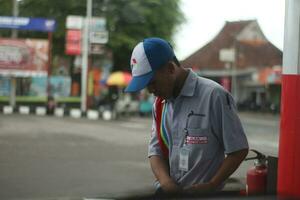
[172,68,189,98]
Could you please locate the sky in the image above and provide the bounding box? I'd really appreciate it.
[174,0,285,60]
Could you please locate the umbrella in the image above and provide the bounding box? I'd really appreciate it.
[106,71,132,87]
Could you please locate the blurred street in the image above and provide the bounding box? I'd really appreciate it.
[0,112,279,199]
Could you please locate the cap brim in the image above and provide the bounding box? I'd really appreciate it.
[124,71,154,92]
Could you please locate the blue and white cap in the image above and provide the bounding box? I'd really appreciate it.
[124,37,175,92]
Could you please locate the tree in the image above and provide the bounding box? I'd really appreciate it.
[0,0,184,71]
[100,0,184,70]
[0,0,86,56]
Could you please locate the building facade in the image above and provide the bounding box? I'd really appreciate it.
[181,20,282,111]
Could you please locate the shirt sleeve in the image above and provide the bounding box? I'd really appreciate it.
[210,87,249,154]
[148,102,163,158]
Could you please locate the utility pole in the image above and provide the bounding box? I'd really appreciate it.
[219,48,236,99]
[232,39,238,101]
[10,0,19,108]
[80,0,92,113]
[277,0,300,197]
[12,0,18,38]
[231,56,237,101]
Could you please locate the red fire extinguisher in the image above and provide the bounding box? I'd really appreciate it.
[245,149,268,195]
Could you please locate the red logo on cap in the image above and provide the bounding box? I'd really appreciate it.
[131,58,138,69]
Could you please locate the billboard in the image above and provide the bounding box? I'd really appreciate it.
[0,16,56,32]
[0,38,49,77]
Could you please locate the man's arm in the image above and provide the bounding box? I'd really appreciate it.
[185,148,248,193]
[210,148,248,187]
[149,155,181,193]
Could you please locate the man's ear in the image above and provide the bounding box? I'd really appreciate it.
[166,61,176,74]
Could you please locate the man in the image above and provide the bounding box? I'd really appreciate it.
[125,37,248,195]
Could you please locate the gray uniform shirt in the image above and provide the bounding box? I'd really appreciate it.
[148,69,248,189]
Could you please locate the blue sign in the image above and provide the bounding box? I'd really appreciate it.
[50,76,71,97]
[0,77,10,96]
[0,16,56,32]
[30,77,47,96]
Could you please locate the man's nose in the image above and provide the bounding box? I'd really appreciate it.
[147,84,155,94]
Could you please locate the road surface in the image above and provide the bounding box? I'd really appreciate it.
[0,112,279,199]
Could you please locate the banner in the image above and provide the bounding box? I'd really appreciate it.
[0,16,56,32]
[0,38,49,77]
[221,77,231,91]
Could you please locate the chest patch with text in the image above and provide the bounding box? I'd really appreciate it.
[186,136,208,144]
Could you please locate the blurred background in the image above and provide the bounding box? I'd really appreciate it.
[0,0,284,115]
[0,0,284,199]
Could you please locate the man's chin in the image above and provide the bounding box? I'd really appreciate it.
[155,94,170,100]
[154,94,163,99]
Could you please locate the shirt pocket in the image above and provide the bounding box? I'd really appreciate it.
[185,113,207,129]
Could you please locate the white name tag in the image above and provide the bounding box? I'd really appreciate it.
[179,147,189,172]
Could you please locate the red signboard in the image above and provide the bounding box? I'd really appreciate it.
[221,77,231,91]
[0,38,49,76]
[65,30,81,55]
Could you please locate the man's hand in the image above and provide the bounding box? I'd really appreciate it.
[184,181,217,195]
[149,155,182,194]
[160,179,182,194]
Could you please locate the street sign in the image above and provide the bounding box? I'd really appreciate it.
[65,30,82,55]
[219,48,235,62]
[89,17,108,44]
[66,15,84,30]
[89,17,106,31]
[89,31,108,44]
[0,16,56,32]
[89,44,105,55]
[66,16,106,31]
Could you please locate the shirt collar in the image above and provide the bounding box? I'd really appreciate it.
[178,68,197,97]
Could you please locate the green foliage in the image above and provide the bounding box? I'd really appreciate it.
[104,0,184,70]
[0,0,184,71]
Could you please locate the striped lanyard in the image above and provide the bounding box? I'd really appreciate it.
[160,102,169,150]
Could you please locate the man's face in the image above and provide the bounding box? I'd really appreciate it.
[146,63,176,99]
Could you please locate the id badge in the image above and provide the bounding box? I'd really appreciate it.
[179,146,189,172]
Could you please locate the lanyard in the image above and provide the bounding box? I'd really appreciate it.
[160,102,169,149]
